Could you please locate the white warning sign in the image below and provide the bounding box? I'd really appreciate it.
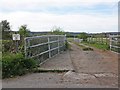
[12,34,20,40]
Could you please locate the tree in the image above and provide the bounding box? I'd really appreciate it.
[51,26,65,35]
[77,32,88,41]
[18,25,30,53]
[18,25,30,37]
[1,20,11,39]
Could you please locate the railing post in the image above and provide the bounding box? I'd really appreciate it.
[58,36,60,54]
[24,38,30,58]
[24,38,27,58]
[109,35,112,51]
[28,39,31,58]
[48,36,51,58]
[64,35,67,50]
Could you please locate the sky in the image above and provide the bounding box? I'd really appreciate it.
[0,0,119,33]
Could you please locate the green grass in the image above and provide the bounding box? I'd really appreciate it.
[67,38,109,51]
[74,42,94,51]
[67,38,74,42]
[82,42,110,50]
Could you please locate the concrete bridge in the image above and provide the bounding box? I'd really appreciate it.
[2,41,118,88]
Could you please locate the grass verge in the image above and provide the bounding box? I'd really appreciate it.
[82,42,109,50]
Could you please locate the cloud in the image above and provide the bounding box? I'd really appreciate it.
[0,0,118,33]
[0,0,118,13]
[0,11,117,33]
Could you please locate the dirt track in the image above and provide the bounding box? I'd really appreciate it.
[69,42,118,74]
[2,42,118,88]
[66,42,118,87]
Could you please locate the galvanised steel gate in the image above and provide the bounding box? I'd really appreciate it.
[24,35,67,64]
[109,35,120,53]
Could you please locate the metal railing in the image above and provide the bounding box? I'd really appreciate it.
[24,35,67,64]
[109,35,120,53]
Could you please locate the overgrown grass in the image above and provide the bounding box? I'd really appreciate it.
[67,38,74,42]
[82,41,110,50]
[67,38,94,51]
[73,42,94,51]
[65,41,72,50]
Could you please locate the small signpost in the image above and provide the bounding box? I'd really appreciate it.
[12,34,20,53]
[12,34,20,40]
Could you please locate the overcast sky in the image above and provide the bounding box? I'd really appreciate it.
[0,0,118,33]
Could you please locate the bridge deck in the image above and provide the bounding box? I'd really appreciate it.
[39,50,74,71]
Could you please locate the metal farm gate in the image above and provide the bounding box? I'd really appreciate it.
[109,35,120,53]
[24,35,67,64]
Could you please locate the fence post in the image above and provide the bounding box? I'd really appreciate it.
[48,36,51,58]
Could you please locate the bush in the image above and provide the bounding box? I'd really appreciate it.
[2,53,36,78]
[2,40,13,53]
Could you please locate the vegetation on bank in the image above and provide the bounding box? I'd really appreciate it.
[1,20,37,78]
[2,53,37,79]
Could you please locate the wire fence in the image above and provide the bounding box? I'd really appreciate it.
[24,35,67,64]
